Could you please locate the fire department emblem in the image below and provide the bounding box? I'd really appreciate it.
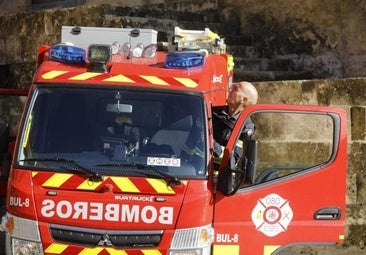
[251,193,293,237]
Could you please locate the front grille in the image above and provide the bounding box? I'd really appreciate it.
[50,224,163,248]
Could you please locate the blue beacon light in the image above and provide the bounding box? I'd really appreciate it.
[165,52,204,69]
[49,44,86,64]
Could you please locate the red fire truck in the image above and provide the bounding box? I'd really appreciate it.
[0,26,347,255]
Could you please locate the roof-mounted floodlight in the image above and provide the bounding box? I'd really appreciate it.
[88,44,112,73]
[125,29,140,59]
[142,43,158,58]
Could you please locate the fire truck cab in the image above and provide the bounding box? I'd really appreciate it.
[1,26,347,255]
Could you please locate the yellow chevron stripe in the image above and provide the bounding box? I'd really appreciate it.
[263,245,280,255]
[79,247,104,255]
[42,70,68,79]
[213,245,239,255]
[104,74,135,83]
[32,171,38,177]
[42,173,73,188]
[45,243,68,254]
[110,177,140,192]
[146,178,175,194]
[105,248,129,255]
[142,250,163,255]
[140,75,169,86]
[45,244,160,255]
[69,72,102,80]
[77,178,105,190]
[174,77,198,88]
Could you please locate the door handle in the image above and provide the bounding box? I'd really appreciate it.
[314,207,341,220]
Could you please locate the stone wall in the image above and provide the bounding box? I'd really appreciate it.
[1,1,366,85]
[218,0,366,81]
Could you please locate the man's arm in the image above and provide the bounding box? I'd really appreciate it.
[213,139,223,157]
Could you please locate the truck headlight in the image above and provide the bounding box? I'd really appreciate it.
[12,238,43,255]
[2,213,43,255]
[169,224,214,255]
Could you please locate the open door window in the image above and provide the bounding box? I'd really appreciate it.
[215,104,347,255]
[0,89,28,203]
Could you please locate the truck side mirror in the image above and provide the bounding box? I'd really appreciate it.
[218,139,258,196]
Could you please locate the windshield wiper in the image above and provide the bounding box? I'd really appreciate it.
[96,162,182,187]
[19,157,103,182]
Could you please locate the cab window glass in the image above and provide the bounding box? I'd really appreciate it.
[238,112,334,186]
[17,87,206,178]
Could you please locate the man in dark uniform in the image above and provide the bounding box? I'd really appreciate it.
[212,81,258,159]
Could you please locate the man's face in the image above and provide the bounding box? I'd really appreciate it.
[226,83,245,106]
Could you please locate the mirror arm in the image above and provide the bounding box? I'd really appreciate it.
[218,151,247,196]
[218,139,257,196]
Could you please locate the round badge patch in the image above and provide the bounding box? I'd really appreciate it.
[251,193,293,237]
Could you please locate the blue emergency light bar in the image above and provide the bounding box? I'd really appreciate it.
[49,43,205,70]
[165,52,205,69]
[49,44,86,64]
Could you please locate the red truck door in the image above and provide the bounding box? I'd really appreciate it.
[0,89,28,206]
[213,104,347,255]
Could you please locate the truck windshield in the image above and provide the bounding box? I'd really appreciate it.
[17,87,206,178]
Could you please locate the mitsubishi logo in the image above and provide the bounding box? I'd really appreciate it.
[98,233,113,246]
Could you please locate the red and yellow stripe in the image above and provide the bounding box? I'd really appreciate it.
[40,70,199,88]
[32,172,186,194]
[44,243,163,255]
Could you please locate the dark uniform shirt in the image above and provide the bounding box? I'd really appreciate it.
[212,106,255,157]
